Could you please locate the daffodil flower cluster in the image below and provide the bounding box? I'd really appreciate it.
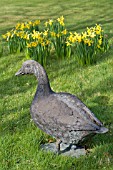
[66,24,105,48]
[2,16,109,66]
[15,20,40,31]
[26,30,51,66]
[66,24,108,65]
[44,16,68,59]
[2,20,40,53]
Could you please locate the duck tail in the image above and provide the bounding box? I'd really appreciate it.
[96,126,108,134]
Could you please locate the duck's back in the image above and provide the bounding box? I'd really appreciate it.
[31,92,104,144]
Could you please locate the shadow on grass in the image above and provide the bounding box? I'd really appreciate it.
[67,17,113,33]
[1,106,31,134]
[46,48,112,84]
[0,54,37,98]
[0,74,36,97]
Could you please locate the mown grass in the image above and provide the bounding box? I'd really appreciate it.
[1,0,113,170]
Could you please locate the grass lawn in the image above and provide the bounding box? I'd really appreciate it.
[0,0,113,170]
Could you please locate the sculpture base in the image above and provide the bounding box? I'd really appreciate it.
[41,142,86,157]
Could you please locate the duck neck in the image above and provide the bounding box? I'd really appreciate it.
[34,63,52,98]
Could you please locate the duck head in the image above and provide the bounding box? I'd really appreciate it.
[15,60,36,76]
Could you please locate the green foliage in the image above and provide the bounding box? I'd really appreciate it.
[0,46,3,57]
[2,17,109,66]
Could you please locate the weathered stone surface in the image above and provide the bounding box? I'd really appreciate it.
[41,143,86,157]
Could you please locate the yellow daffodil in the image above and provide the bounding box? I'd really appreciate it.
[68,35,73,42]
[27,43,32,48]
[97,44,101,49]
[66,41,71,46]
[82,32,87,39]
[33,42,38,47]
[46,40,51,45]
[20,23,25,30]
[13,30,17,34]
[29,41,38,47]
[57,16,64,22]
[41,42,45,47]
[43,30,48,36]
[68,33,74,42]
[33,20,40,26]
[32,30,42,39]
[59,16,64,21]
[50,31,56,37]
[68,34,77,43]
[28,21,33,25]
[99,35,103,39]
[48,19,53,26]
[56,33,61,38]
[24,24,30,29]
[87,41,92,46]
[37,36,43,43]
[87,27,92,35]
[95,24,102,30]
[15,23,21,30]
[62,29,67,35]
[95,29,101,35]
[60,21,64,26]
[74,32,78,36]
[2,34,7,39]
[90,32,96,38]
[95,24,102,35]
[76,34,82,43]
[2,31,12,41]
[98,38,102,45]
[7,32,11,37]
[23,33,29,40]
[84,38,89,44]
[90,27,95,32]
[57,16,65,26]
[84,39,93,46]
[84,39,87,44]
[16,31,24,38]
[44,21,48,27]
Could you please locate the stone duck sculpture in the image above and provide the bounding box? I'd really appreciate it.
[15,60,108,154]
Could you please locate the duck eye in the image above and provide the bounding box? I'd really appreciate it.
[26,64,29,68]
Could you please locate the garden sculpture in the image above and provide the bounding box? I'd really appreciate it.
[15,60,108,154]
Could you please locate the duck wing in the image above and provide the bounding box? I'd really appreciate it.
[54,92,103,129]
[31,92,102,132]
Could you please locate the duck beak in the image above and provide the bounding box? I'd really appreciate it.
[15,68,24,76]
